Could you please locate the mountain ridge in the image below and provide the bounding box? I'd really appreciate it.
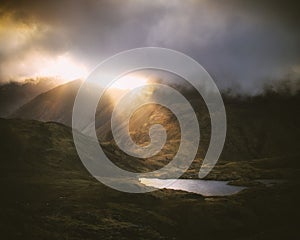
[9,80,300,166]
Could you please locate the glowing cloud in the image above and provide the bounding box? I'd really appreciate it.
[111,75,148,90]
[35,54,88,81]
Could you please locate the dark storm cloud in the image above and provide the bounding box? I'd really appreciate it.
[222,0,300,28]
[0,0,299,93]
[0,0,167,63]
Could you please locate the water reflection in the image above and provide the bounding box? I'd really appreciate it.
[140,178,246,196]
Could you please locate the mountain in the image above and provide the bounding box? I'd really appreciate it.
[0,118,299,239]
[10,79,118,140]
[0,78,61,117]
[10,80,300,166]
[11,79,82,126]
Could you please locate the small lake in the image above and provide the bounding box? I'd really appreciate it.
[140,178,247,197]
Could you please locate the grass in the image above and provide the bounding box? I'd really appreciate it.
[0,118,299,239]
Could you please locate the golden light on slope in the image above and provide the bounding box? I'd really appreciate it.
[111,74,148,90]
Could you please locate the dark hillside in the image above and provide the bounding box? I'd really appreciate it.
[0,118,299,239]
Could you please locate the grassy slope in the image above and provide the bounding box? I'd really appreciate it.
[102,93,300,178]
[10,79,300,164]
[0,118,299,239]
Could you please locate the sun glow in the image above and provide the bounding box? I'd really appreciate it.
[111,75,148,90]
[3,51,88,83]
[36,55,88,81]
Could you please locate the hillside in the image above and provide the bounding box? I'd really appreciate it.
[10,80,300,167]
[0,78,60,117]
[0,118,299,239]
[10,80,82,126]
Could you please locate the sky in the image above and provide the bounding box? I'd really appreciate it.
[0,0,299,94]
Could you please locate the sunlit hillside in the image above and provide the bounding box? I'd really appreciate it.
[0,78,61,117]
[10,80,300,171]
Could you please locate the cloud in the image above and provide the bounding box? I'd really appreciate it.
[0,0,299,93]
